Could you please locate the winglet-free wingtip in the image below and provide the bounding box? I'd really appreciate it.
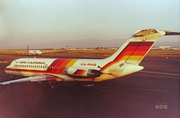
[0,82,10,85]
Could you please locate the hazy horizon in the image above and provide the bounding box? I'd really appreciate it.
[0,0,180,49]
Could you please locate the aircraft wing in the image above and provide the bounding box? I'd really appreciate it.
[0,74,72,85]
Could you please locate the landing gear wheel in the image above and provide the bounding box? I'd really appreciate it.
[48,81,56,88]
[50,85,55,89]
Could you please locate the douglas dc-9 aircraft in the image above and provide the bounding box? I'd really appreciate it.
[1,29,180,85]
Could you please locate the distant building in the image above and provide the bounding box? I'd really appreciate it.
[158,46,172,50]
[173,47,180,50]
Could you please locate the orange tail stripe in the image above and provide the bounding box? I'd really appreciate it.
[113,42,153,62]
[101,42,154,71]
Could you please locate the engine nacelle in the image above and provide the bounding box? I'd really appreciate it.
[65,67,101,78]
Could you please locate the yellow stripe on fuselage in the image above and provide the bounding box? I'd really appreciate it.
[66,59,77,67]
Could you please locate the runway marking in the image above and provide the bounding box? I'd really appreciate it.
[0,61,8,63]
[126,88,168,92]
[140,70,179,77]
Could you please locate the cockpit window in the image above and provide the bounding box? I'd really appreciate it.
[133,29,158,37]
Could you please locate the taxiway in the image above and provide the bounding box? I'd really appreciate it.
[0,50,179,118]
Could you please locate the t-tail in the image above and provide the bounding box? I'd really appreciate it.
[27,45,30,51]
[96,29,180,81]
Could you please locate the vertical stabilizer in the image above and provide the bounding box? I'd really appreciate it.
[100,29,180,78]
[105,29,166,65]
[27,45,30,51]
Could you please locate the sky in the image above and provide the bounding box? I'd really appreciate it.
[0,0,180,49]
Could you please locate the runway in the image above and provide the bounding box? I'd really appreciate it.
[0,50,179,118]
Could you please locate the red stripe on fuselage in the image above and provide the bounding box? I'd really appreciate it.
[50,59,65,73]
[47,59,60,72]
[74,69,85,75]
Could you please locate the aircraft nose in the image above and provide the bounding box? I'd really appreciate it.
[5,67,10,74]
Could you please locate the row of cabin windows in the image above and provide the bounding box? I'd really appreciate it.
[14,64,64,69]
[14,64,47,68]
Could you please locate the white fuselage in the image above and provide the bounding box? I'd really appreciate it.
[5,58,107,81]
[28,50,42,55]
[5,57,143,82]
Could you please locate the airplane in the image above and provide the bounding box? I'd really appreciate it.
[27,45,42,55]
[0,29,180,85]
